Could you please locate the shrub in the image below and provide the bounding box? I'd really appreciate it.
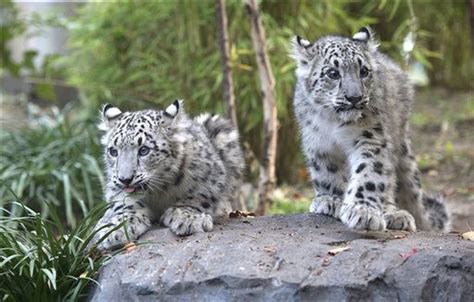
[0,198,122,302]
[0,104,104,228]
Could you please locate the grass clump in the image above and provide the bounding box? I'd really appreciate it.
[0,105,104,228]
[0,196,122,302]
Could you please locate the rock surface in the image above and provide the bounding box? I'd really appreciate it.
[90,214,474,301]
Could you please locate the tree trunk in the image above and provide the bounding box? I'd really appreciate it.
[216,0,238,128]
[245,0,278,216]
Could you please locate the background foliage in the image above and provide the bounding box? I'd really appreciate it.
[65,0,473,183]
[0,105,103,228]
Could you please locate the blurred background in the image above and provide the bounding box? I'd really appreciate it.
[1,0,473,231]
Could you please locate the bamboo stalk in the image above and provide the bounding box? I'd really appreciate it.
[245,0,278,215]
[216,0,238,128]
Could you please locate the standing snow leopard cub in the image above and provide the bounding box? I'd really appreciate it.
[291,27,449,232]
[91,100,244,251]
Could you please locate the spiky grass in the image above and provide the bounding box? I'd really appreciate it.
[0,105,103,228]
[0,196,124,302]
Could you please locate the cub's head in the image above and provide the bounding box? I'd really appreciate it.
[99,100,186,195]
[291,27,378,122]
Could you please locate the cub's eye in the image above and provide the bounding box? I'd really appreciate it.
[108,147,118,157]
[138,146,150,156]
[360,66,370,78]
[326,68,340,80]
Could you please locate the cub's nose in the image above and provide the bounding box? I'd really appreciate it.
[118,176,134,186]
[345,95,363,105]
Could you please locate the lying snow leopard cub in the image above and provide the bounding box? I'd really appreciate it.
[291,27,449,232]
[91,100,244,251]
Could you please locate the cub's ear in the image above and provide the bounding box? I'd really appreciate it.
[164,99,183,119]
[290,35,317,76]
[352,26,378,51]
[98,104,122,131]
[103,104,122,120]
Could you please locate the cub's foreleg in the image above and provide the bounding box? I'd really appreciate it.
[307,150,347,218]
[92,196,152,251]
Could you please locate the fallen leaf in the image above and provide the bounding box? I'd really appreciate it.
[399,247,418,260]
[263,246,276,253]
[124,242,137,252]
[229,210,256,218]
[292,192,302,199]
[461,231,474,241]
[328,246,351,256]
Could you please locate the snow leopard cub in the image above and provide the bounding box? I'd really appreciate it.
[291,27,449,232]
[91,100,244,251]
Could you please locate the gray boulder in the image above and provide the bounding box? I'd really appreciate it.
[90,214,474,301]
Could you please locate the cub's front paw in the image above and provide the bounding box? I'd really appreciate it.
[384,210,416,231]
[309,194,342,218]
[161,207,213,236]
[94,227,132,251]
[340,202,386,231]
[91,218,150,252]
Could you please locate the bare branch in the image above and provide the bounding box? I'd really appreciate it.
[245,0,278,215]
[216,0,238,127]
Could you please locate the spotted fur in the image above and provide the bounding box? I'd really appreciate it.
[291,27,450,232]
[91,100,244,250]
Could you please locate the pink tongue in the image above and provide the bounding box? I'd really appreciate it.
[125,187,136,193]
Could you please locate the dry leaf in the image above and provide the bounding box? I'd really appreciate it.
[461,231,474,241]
[229,210,256,218]
[263,245,276,253]
[328,246,351,256]
[124,242,137,252]
[399,248,418,260]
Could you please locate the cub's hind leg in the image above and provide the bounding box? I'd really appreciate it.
[385,139,430,231]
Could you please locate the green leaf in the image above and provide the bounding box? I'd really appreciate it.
[34,82,57,102]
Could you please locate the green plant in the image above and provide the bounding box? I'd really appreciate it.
[0,104,104,228]
[0,0,28,76]
[0,196,123,302]
[269,198,311,215]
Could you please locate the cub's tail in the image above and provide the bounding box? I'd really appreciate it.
[422,193,450,232]
[195,114,244,183]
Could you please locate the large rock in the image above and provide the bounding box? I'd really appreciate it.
[90,214,473,301]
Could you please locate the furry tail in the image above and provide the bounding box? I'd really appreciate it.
[422,193,450,232]
[195,113,244,181]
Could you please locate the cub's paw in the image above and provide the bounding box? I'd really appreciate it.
[95,227,131,251]
[309,194,342,218]
[340,202,386,231]
[161,207,213,236]
[91,217,151,252]
[384,210,416,231]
